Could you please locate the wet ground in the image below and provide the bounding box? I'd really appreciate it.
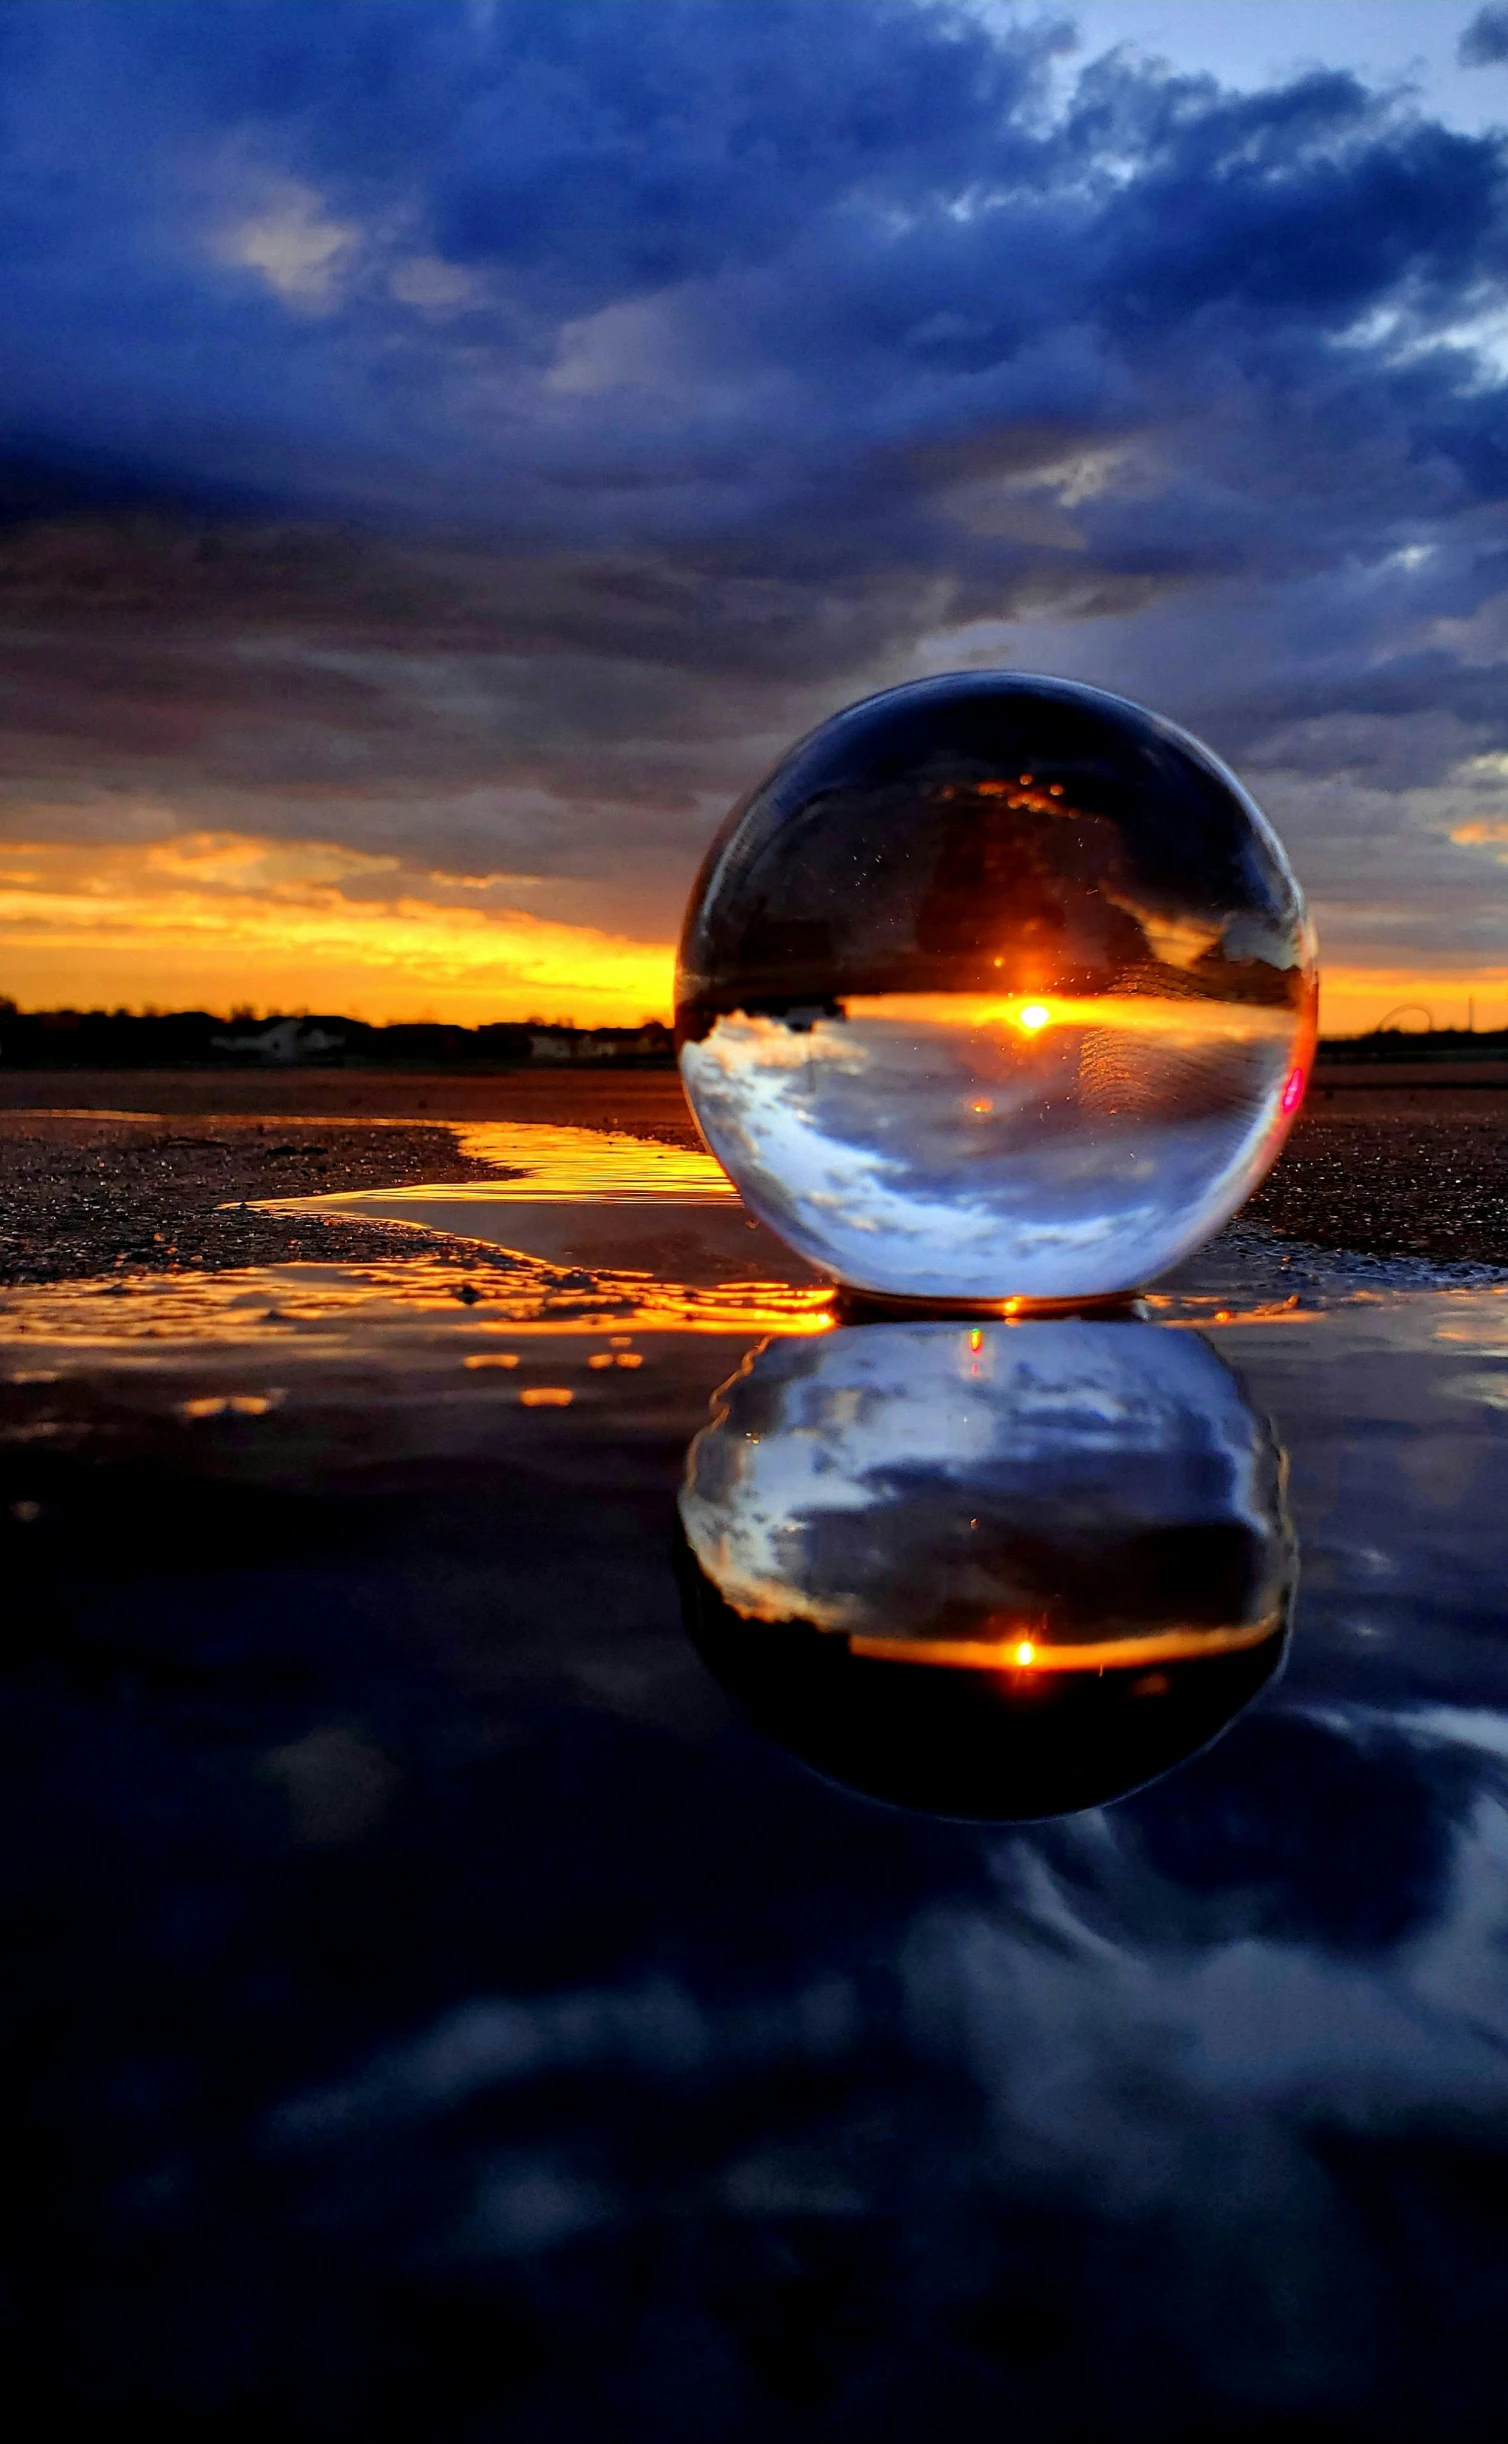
[2,1071,1507,1280]
[2,1082,1508,2436]
[0,1074,704,1284]
[0,1114,505,1281]
[1255,1085,1508,1268]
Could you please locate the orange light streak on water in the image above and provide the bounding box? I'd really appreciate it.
[448,1122,737,1201]
[0,1257,834,1353]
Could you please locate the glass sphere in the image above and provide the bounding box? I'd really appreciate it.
[677,1319,1294,1819]
[677,673,1316,1302]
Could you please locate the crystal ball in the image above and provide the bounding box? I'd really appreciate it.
[677,673,1316,1302]
[676,1318,1294,1818]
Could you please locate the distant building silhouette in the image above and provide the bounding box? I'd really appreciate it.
[0,1004,675,1070]
[211,1017,348,1065]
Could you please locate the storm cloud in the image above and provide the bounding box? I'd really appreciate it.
[3,0,1508,1013]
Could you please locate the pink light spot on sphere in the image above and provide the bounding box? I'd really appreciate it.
[1280,1067,1306,1116]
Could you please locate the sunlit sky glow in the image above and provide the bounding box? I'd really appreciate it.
[0,834,672,1024]
[6,0,1508,1028]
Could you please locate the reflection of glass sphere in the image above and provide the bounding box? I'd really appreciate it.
[677,1320,1295,1820]
[677,673,1316,1302]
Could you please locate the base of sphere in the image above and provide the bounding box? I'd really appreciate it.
[830,1283,1151,1325]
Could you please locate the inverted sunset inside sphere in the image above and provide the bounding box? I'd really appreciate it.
[676,673,1317,1302]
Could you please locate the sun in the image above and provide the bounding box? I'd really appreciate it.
[1016,1001,1052,1033]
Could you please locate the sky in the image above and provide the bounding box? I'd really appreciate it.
[5,0,1508,1031]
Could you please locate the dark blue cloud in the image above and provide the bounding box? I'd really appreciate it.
[0,0,1506,965]
[1461,6,1508,68]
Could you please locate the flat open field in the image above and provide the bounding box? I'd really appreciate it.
[0,1068,1503,1282]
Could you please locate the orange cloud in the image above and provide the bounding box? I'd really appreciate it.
[1449,821,1508,850]
[2,832,1500,1039]
[0,832,674,1023]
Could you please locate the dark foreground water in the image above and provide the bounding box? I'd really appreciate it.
[2,1134,1507,2439]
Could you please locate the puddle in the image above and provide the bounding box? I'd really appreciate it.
[1,1111,1504,1372]
[255,1116,1508,1308]
[0,1252,831,1358]
[450,1121,737,1200]
[247,1119,801,1279]
[5,1122,1508,2427]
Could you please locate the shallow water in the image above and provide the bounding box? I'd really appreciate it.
[4,1122,1507,2434]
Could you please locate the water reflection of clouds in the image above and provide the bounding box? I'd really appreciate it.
[901,1737,1508,2250]
[5,1210,1507,2418]
[260,1685,1508,2403]
[245,1681,1508,2430]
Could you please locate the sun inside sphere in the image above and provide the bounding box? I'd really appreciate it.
[676,672,1316,1303]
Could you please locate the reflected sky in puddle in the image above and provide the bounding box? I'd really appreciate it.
[4,1120,1508,2428]
[451,1120,736,1200]
[0,1254,830,1356]
[3,1241,1505,1365]
[249,1119,804,1284]
[284,1117,737,1208]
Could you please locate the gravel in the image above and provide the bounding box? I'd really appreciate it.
[0,1115,510,1283]
[1247,1103,1508,1268]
